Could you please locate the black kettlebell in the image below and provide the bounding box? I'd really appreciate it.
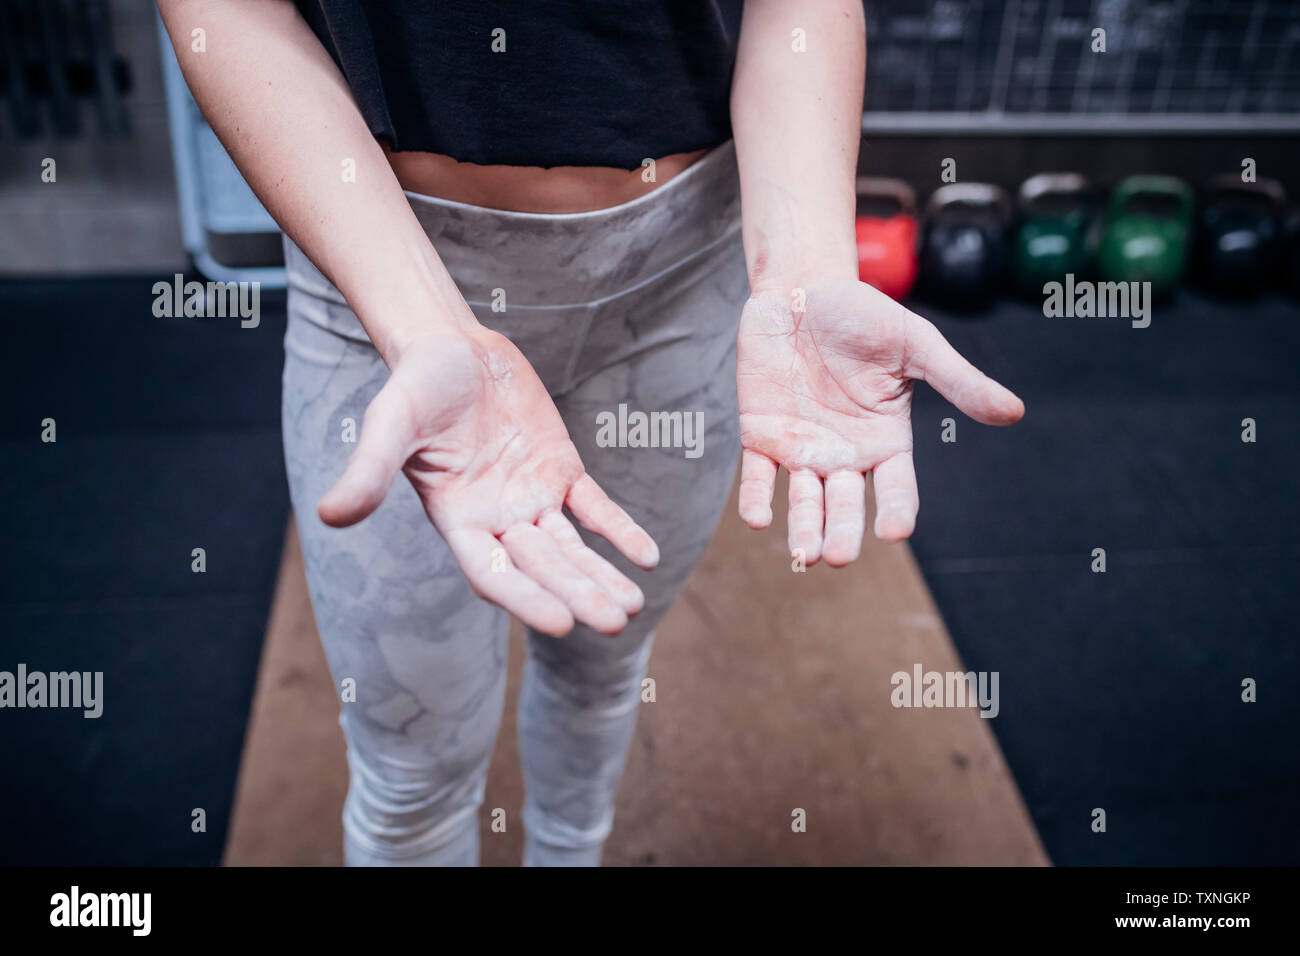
[1192,175,1286,298]
[919,183,1010,312]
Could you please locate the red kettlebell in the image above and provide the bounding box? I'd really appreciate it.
[855,177,919,301]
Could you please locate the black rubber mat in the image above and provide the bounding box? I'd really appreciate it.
[908,290,1300,865]
[0,276,288,865]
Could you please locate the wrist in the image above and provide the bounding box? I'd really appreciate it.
[744,210,859,298]
[748,251,858,298]
[351,244,481,365]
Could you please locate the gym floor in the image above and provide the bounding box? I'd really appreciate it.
[6,275,1294,866]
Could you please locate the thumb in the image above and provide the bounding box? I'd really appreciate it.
[902,312,1025,426]
[317,383,416,527]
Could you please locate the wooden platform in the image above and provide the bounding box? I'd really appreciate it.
[225,471,1048,866]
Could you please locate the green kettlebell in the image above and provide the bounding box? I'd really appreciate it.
[1012,172,1095,298]
[1098,175,1194,298]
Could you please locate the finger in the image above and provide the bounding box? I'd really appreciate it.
[902,313,1025,426]
[738,449,777,529]
[318,383,415,527]
[822,470,867,567]
[537,511,645,616]
[786,468,825,566]
[442,526,574,637]
[501,523,629,635]
[872,452,919,542]
[566,474,660,570]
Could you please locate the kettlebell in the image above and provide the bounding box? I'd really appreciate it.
[919,183,1010,312]
[1011,172,1096,299]
[1098,175,1194,300]
[855,177,919,301]
[1192,175,1286,298]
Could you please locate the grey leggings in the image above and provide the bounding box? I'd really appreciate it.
[280,141,749,865]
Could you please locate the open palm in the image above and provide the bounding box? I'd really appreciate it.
[737,278,1024,565]
[318,327,657,636]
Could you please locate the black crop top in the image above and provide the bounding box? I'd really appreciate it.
[293,1,744,169]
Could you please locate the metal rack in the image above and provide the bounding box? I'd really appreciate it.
[862,0,1300,133]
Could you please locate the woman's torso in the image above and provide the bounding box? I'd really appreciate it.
[294,0,743,213]
[382,144,711,214]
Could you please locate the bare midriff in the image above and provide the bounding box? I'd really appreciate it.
[383,144,711,214]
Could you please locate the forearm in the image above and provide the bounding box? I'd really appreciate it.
[731,0,865,295]
[157,0,474,363]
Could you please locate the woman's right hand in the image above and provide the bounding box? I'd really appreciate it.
[317,326,658,637]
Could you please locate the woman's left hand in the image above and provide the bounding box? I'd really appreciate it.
[736,278,1025,566]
